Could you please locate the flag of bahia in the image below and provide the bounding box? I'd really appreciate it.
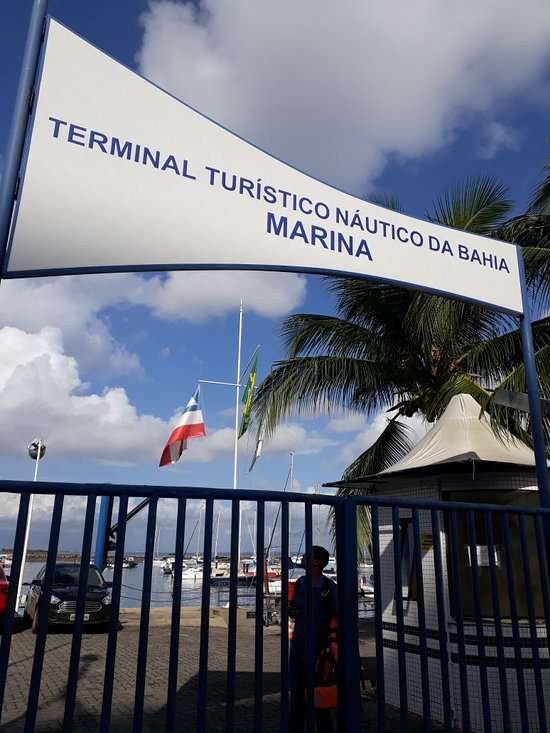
[159,388,206,466]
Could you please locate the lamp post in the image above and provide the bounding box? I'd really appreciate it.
[15,438,46,614]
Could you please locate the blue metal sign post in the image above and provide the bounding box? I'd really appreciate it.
[0,0,48,275]
[518,258,550,511]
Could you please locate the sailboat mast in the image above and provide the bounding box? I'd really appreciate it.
[214,509,221,558]
[196,505,203,562]
[289,451,295,558]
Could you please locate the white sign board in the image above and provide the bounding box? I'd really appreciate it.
[4,19,524,315]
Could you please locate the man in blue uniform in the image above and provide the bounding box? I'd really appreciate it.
[289,545,338,732]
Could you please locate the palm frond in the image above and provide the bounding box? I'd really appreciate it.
[280,314,390,361]
[528,161,550,214]
[404,293,514,351]
[461,318,550,385]
[428,175,513,235]
[366,192,404,213]
[520,242,550,308]
[327,278,415,335]
[251,356,398,435]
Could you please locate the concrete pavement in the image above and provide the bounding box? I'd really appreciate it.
[0,611,428,732]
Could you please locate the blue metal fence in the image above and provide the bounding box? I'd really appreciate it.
[0,480,548,732]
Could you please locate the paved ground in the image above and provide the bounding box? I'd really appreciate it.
[0,610,430,732]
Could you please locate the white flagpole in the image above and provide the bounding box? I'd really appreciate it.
[234,301,243,572]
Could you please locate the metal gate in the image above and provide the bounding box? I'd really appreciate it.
[0,480,548,732]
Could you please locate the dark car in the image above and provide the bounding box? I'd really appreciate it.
[25,562,111,633]
[0,564,9,615]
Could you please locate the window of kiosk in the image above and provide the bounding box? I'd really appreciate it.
[444,490,543,619]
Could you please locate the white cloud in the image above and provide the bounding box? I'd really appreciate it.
[478,122,520,160]
[326,413,367,433]
[137,0,550,193]
[0,276,143,378]
[0,271,306,375]
[0,326,166,462]
[126,271,307,323]
[336,411,429,468]
[260,423,339,456]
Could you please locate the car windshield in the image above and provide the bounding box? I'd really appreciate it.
[52,565,105,588]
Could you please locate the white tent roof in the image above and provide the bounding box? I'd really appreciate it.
[378,393,539,476]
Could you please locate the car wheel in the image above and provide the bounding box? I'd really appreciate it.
[31,608,39,634]
[23,610,32,627]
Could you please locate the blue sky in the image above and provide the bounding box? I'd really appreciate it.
[0,0,549,553]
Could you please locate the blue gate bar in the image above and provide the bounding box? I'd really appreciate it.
[391,505,408,731]
[430,509,453,731]
[197,498,214,733]
[501,514,529,733]
[100,493,129,732]
[225,499,240,732]
[304,504,315,733]
[25,493,64,733]
[63,493,97,732]
[334,499,345,733]
[411,507,431,729]
[254,500,266,731]
[449,509,470,732]
[280,499,290,732]
[341,495,361,732]
[533,514,550,640]
[518,513,547,728]
[0,491,30,720]
[133,496,158,732]
[166,496,187,731]
[484,512,511,733]
[371,504,385,732]
[466,509,492,733]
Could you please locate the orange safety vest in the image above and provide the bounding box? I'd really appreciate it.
[312,614,338,709]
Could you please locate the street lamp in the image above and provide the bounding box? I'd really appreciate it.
[28,437,46,464]
[15,438,46,614]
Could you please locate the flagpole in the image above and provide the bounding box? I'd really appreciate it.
[234,301,243,572]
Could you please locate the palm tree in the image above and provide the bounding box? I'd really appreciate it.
[251,175,550,554]
[499,160,550,311]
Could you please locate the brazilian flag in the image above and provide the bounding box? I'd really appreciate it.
[238,354,258,438]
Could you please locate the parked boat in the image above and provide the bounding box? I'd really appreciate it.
[181,565,202,580]
[162,557,176,575]
[107,556,138,569]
